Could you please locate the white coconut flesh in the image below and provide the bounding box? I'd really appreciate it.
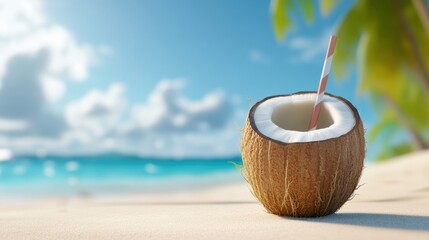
[252,93,355,143]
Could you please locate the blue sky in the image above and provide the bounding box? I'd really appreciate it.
[0,0,378,159]
[46,0,362,104]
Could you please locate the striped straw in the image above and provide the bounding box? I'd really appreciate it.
[308,35,337,131]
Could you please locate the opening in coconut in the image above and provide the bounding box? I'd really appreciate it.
[251,93,356,144]
[271,101,334,131]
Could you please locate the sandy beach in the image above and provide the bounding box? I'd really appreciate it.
[0,150,428,240]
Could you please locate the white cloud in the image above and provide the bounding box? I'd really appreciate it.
[249,49,270,64]
[288,27,337,62]
[0,0,45,38]
[0,77,243,157]
[130,127,241,158]
[99,44,113,57]
[124,79,232,135]
[66,83,126,137]
[11,78,241,158]
[0,26,96,83]
[0,119,28,132]
[106,79,240,158]
[42,76,66,102]
[0,1,244,158]
[0,148,13,161]
[0,0,108,104]
[0,50,67,138]
[0,1,107,144]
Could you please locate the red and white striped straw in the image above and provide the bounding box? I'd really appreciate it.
[308,35,337,131]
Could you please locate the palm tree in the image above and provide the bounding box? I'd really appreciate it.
[271,0,429,158]
[412,0,429,35]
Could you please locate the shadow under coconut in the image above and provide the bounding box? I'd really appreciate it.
[362,195,423,203]
[287,213,429,231]
[101,201,258,206]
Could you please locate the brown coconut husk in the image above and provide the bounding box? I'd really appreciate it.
[241,92,365,217]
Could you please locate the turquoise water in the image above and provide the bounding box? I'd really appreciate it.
[0,155,243,198]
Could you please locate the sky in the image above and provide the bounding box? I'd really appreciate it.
[0,0,377,158]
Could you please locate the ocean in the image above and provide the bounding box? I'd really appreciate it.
[0,155,243,199]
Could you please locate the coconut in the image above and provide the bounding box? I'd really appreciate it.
[241,91,365,217]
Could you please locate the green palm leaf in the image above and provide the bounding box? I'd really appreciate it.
[272,0,290,41]
[320,0,339,15]
[376,142,412,162]
[300,0,314,23]
[368,110,399,143]
[332,6,362,79]
[271,0,429,158]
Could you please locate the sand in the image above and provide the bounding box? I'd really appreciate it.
[0,150,428,240]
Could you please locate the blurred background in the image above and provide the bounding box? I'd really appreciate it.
[0,0,427,199]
